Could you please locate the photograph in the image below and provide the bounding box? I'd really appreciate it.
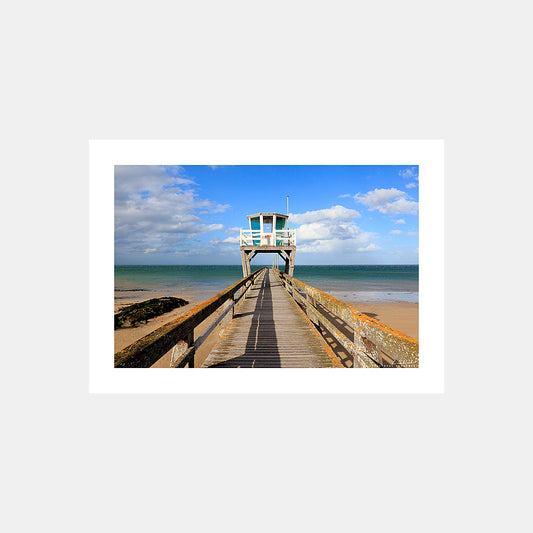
[6,2,529,531]
[113,164,419,369]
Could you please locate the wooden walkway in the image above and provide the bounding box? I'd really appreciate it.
[202,269,342,367]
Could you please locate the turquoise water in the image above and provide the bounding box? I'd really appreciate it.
[115,265,418,303]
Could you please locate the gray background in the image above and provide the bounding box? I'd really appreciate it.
[2,1,530,532]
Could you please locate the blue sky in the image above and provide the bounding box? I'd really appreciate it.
[115,165,419,265]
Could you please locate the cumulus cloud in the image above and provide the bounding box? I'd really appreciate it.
[291,205,379,256]
[405,182,417,189]
[290,205,360,224]
[225,227,241,234]
[395,219,406,224]
[298,236,381,255]
[115,165,196,202]
[296,222,363,242]
[390,230,403,235]
[115,165,230,255]
[355,188,418,215]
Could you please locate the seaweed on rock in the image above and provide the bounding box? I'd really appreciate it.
[114,297,189,329]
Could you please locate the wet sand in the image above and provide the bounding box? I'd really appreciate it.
[114,290,418,368]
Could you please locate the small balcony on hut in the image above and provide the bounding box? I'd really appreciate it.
[240,213,295,247]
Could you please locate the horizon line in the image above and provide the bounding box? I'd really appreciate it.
[114,263,420,266]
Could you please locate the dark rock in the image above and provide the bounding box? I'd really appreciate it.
[114,297,189,329]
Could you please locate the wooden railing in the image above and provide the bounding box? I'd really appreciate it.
[273,269,419,368]
[114,267,267,368]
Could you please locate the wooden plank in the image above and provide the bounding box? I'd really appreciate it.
[308,306,379,368]
[202,270,342,368]
[170,344,194,368]
[193,300,234,351]
[114,267,267,368]
[276,270,419,368]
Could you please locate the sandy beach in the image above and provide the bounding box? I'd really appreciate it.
[347,301,418,340]
[114,290,227,368]
[114,288,418,368]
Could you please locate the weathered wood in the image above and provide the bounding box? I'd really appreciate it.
[202,270,342,368]
[240,250,249,277]
[114,267,267,368]
[170,342,194,368]
[288,249,295,277]
[193,301,234,352]
[290,289,378,368]
[275,269,419,368]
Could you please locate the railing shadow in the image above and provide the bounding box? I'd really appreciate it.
[274,268,419,368]
[210,271,281,368]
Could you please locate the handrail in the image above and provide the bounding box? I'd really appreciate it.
[240,229,296,246]
[114,267,267,368]
[273,269,419,368]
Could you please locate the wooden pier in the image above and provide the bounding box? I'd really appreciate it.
[202,269,341,367]
[114,267,419,369]
[114,208,418,369]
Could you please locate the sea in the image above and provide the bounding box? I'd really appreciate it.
[115,265,418,304]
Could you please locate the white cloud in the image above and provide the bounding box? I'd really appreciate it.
[298,236,381,255]
[221,236,240,244]
[395,219,406,224]
[115,165,196,202]
[209,235,241,247]
[290,205,360,224]
[290,205,379,256]
[296,222,363,242]
[405,182,417,189]
[356,188,418,215]
[390,230,403,235]
[407,231,418,236]
[225,227,241,234]
[115,165,230,255]
[399,167,419,180]
[357,243,380,252]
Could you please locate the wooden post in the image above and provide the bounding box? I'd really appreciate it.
[170,329,195,368]
[186,330,195,367]
[241,250,248,277]
[289,250,295,277]
[241,250,252,277]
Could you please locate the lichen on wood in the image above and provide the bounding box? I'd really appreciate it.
[114,297,189,329]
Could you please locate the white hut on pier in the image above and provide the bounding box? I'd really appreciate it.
[239,212,296,277]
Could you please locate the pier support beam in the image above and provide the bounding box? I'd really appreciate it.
[241,250,251,277]
[278,249,295,277]
[289,250,295,277]
[240,245,296,277]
